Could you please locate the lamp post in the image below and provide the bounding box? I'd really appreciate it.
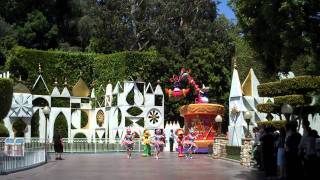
[43,106,50,163]
[244,111,252,138]
[281,104,293,121]
[215,115,223,136]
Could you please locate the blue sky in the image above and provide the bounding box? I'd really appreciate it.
[217,0,236,20]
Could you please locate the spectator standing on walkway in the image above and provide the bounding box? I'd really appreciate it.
[276,127,286,180]
[285,121,302,179]
[53,131,63,160]
[169,129,174,152]
[252,127,262,169]
[299,120,317,178]
[260,126,277,178]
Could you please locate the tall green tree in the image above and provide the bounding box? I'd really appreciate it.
[230,0,320,75]
[16,10,58,49]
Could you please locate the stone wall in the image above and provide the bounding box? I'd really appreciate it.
[240,138,253,167]
[212,136,228,159]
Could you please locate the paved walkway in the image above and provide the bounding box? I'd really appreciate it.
[2,153,263,180]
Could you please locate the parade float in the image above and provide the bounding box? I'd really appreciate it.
[166,68,225,153]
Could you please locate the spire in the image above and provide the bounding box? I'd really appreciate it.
[229,63,243,98]
[38,63,43,74]
[233,57,237,69]
[64,77,68,86]
[54,78,58,86]
[242,68,260,97]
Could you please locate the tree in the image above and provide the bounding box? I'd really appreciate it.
[88,0,222,57]
[229,0,320,75]
[16,10,58,49]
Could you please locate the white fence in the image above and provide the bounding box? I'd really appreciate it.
[0,138,45,175]
[0,137,146,174]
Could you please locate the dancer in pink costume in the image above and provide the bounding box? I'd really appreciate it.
[152,129,166,159]
[183,128,198,159]
[121,128,135,159]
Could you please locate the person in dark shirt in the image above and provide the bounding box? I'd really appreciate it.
[169,129,174,152]
[285,121,302,179]
[260,126,277,178]
[53,131,63,160]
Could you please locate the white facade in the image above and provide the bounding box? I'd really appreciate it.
[3,73,164,143]
[228,68,279,146]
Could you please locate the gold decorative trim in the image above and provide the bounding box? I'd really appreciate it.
[180,104,224,117]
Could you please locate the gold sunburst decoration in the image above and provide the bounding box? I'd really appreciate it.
[96,110,104,127]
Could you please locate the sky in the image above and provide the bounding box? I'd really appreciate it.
[217,0,236,21]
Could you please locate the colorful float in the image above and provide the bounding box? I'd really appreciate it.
[166,68,225,153]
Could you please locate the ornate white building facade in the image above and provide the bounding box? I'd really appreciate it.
[3,69,164,142]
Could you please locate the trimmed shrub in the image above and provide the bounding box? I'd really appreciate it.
[226,145,241,160]
[0,123,9,137]
[0,78,13,119]
[256,103,280,113]
[13,119,27,137]
[81,111,88,128]
[258,76,320,97]
[74,133,86,138]
[274,95,312,106]
[54,113,68,138]
[256,120,286,130]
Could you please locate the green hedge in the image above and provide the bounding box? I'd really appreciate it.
[226,145,241,154]
[274,95,312,106]
[74,133,86,138]
[258,76,320,97]
[0,123,9,137]
[256,120,286,130]
[5,46,159,93]
[256,103,280,113]
[0,78,13,119]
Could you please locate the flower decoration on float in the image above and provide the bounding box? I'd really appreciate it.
[165,68,209,103]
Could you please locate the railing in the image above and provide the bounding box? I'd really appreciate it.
[0,138,45,175]
[48,138,144,153]
[0,137,147,174]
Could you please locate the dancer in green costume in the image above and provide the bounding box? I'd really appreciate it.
[142,129,152,157]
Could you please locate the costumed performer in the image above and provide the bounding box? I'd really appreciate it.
[142,129,152,157]
[176,128,185,157]
[183,128,198,159]
[121,128,135,159]
[152,129,166,159]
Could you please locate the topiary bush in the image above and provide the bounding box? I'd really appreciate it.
[54,113,68,138]
[274,95,312,106]
[0,78,13,120]
[256,120,286,130]
[258,76,320,97]
[74,133,86,138]
[0,122,9,137]
[256,103,280,113]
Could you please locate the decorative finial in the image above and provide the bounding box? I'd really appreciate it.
[90,80,96,88]
[157,80,161,84]
[64,77,68,86]
[233,57,237,69]
[54,78,58,86]
[38,63,42,74]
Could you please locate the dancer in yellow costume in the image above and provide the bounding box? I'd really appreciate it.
[142,129,152,157]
